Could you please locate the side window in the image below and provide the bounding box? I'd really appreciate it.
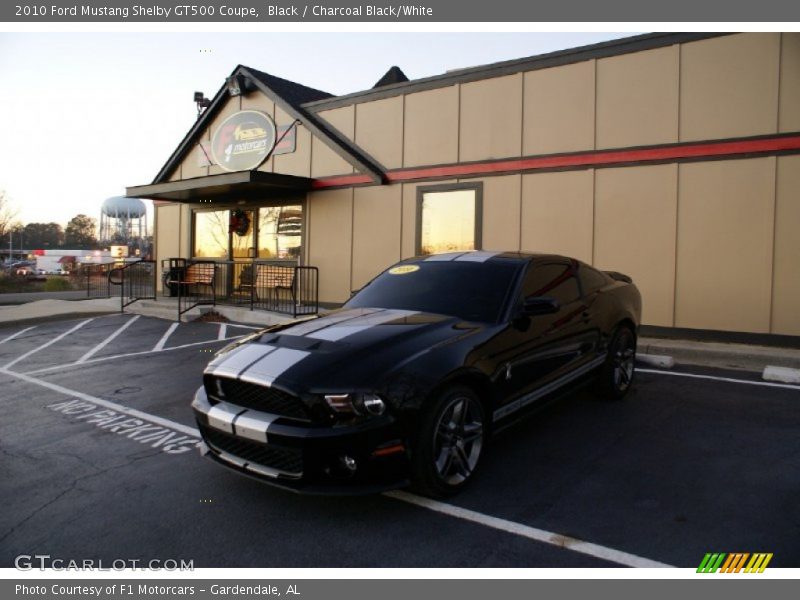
[416,183,482,255]
[522,262,580,305]
[578,265,609,295]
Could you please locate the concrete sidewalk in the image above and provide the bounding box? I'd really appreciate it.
[0,290,89,305]
[1,297,798,373]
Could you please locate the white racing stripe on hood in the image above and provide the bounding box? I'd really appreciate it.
[209,344,278,378]
[306,309,419,342]
[238,347,310,386]
[454,251,501,263]
[279,308,382,337]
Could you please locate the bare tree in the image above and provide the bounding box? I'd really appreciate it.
[0,189,20,238]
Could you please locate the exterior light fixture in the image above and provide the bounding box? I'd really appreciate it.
[194,91,211,117]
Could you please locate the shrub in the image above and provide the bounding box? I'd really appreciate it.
[43,277,74,292]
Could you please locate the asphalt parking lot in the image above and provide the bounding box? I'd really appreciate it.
[1,313,798,568]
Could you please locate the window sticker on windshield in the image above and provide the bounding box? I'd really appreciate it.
[388,265,420,275]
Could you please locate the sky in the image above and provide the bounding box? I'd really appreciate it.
[0,32,630,231]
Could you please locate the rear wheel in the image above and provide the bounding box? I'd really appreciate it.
[411,386,485,497]
[596,325,636,400]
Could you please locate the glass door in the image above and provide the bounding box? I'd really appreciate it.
[230,209,256,303]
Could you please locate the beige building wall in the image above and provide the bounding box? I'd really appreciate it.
[352,185,402,290]
[271,105,311,178]
[241,94,276,174]
[459,74,522,162]
[403,86,459,167]
[675,158,776,333]
[307,188,354,303]
[779,33,800,132]
[523,60,595,155]
[154,203,182,292]
[312,106,355,178]
[355,96,404,169]
[521,170,594,264]
[680,33,781,142]
[594,165,678,327]
[462,175,521,252]
[771,155,800,335]
[181,142,211,180]
[596,45,679,149]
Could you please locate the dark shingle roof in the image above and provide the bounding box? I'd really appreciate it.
[373,66,410,88]
[245,67,334,105]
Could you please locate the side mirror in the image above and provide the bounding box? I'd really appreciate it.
[522,296,560,316]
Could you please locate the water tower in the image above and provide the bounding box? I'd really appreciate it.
[99,196,148,244]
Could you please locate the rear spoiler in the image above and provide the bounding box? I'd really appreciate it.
[604,271,632,284]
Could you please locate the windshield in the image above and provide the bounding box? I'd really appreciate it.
[344,260,523,323]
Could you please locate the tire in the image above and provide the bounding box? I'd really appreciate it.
[411,386,486,497]
[595,325,637,400]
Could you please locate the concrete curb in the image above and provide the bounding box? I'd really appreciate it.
[639,336,800,373]
[636,353,675,369]
[762,366,800,384]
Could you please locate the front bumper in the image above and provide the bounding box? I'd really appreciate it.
[191,387,410,494]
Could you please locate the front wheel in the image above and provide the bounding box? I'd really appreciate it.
[411,386,485,497]
[595,325,636,400]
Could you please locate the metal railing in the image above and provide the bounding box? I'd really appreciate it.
[84,260,156,311]
[109,260,156,310]
[84,262,117,298]
[165,259,319,320]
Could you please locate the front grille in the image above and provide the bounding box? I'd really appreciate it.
[210,377,310,421]
[200,424,303,475]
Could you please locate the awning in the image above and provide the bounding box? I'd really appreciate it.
[126,171,312,202]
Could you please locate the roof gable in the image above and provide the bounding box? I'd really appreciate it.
[153,65,384,185]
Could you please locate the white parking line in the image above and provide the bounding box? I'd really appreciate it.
[76,315,141,364]
[218,324,227,341]
[637,368,800,391]
[152,322,179,352]
[23,335,245,376]
[384,491,673,568]
[2,319,93,370]
[0,368,200,438]
[0,326,37,345]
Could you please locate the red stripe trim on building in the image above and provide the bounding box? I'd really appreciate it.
[311,173,373,189]
[311,134,800,190]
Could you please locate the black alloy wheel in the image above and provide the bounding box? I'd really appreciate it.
[596,325,637,400]
[412,386,485,497]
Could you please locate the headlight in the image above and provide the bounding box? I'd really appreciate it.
[324,393,386,416]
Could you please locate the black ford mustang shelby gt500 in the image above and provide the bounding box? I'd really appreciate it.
[192,251,641,496]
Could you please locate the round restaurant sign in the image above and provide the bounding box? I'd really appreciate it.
[211,110,277,172]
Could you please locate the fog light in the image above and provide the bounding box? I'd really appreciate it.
[340,455,357,473]
[362,393,386,416]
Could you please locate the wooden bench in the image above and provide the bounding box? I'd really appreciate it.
[243,264,295,305]
[168,262,216,303]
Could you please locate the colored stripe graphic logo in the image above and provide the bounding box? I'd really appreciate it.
[697,553,773,573]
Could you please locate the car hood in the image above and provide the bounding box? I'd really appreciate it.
[204,307,486,392]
